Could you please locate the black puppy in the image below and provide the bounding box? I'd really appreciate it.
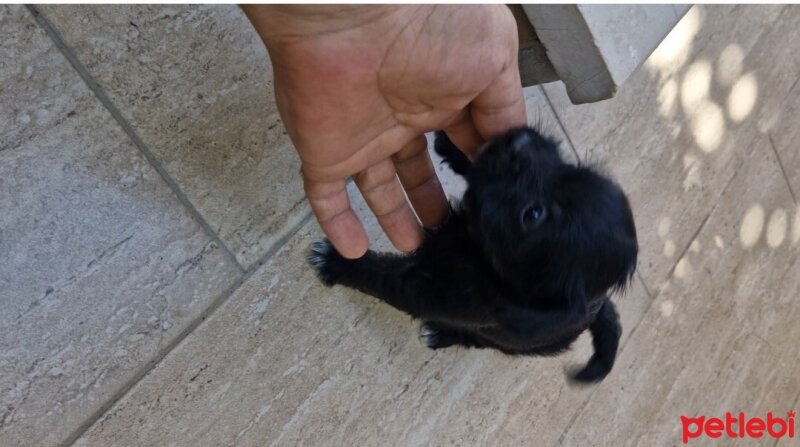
[308,127,638,383]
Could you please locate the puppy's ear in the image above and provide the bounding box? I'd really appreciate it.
[603,230,638,294]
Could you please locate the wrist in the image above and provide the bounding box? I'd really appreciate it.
[241,5,406,44]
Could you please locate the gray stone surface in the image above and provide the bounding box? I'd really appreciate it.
[0,6,240,446]
[541,5,787,292]
[0,6,93,152]
[37,5,308,269]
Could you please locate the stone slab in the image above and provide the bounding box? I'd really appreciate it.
[0,6,241,446]
[37,5,309,269]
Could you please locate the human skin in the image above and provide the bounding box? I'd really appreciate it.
[242,5,527,258]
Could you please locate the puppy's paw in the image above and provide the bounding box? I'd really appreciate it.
[419,322,461,350]
[418,322,442,348]
[307,239,348,286]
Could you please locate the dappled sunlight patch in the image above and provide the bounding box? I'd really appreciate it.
[669,124,682,140]
[740,204,765,248]
[646,6,703,76]
[690,240,701,253]
[683,153,698,170]
[716,43,745,87]
[681,60,713,110]
[714,235,725,250]
[674,256,692,280]
[727,72,758,122]
[658,78,679,118]
[683,157,703,190]
[690,100,725,152]
[664,240,676,257]
[658,218,678,258]
[660,299,674,318]
[766,208,788,248]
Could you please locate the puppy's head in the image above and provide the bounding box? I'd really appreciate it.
[461,127,638,306]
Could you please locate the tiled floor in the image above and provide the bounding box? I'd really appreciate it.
[1,5,798,447]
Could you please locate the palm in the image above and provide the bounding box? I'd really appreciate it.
[263,5,526,258]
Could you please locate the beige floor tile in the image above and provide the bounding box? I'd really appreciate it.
[0,8,93,152]
[36,5,307,269]
[557,136,800,446]
[0,6,241,446]
[541,5,787,291]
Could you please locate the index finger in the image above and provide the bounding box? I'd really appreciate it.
[303,174,369,259]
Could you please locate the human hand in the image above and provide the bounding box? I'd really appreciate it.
[243,5,527,258]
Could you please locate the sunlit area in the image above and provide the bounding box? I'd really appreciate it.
[766,208,788,248]
[740,204,765,248]
[646,7,703,77]
[728,73,759,122]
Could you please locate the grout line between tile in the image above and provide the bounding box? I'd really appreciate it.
[538,85,582,163]
[635,270,653,299]
[26,5,245,275]
[58,211,314,447]
[767,133,798,206]
[666,206,715,278]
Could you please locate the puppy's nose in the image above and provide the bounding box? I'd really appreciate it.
[510,130,532,152]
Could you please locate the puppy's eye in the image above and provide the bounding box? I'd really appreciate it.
[521,203,547,228]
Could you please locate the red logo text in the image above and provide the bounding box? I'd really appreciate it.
[681,411,796,444]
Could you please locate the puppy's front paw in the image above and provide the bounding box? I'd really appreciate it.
[307,239,349,286]
[419,322,442,348]
[419,322,461,350]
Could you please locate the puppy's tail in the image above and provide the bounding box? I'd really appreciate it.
[569,297,621,384]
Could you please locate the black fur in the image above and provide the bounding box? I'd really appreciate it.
[308,127,638,383]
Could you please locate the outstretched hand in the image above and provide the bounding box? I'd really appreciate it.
[243,5,527,258]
